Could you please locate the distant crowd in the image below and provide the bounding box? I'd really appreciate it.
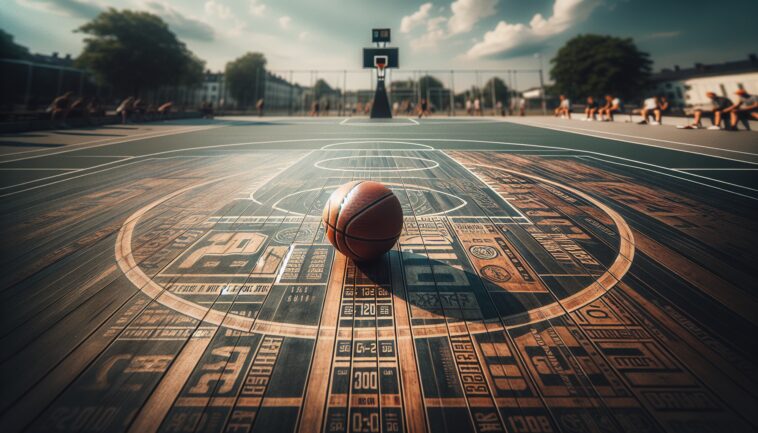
[48,92,175,127]
[554,89,757,131]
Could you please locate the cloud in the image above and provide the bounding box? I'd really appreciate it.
[279,15,291,30]
[249,0,266,16]
[17,0,101,19]
[467,0,600,58]
[144,2,215,42]
[204,0,231,19]
[299,31,310,41]
[448,0,497,35]
[400,3,433,33]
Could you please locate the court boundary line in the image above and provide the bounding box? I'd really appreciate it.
[499,118,758,165]
[2,136,754,199]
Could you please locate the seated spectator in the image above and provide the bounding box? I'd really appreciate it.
[680,92,733,130]
[116,96,135,124]
[68,96,87,119]
[653,96,669,125]
[157,101,173,118]
[727,89,758,130]
[49,91,73,126]
[583,96,598,121]
[599,95,622,121]
[87,98,105,118]
[637,96,659,124]
[554,95,571,119]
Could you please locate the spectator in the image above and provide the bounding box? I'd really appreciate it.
[392,101,399,115]
[418,98,429,118]
[310,100,320,116]
[554,95,571,119]
[465,98,472,115]
[256,98,265,117]
[727,89,758,130]
[49,91,73,126]
[600,94,622,122]
[157,101,173,118]
[518,97,526,116]
[583,96,598,121]
[653,96,669,125]
[496,100,505,116]
[637,96,658,124]
[679,92,733,130]
[116,96,135,124]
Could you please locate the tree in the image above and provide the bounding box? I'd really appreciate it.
[417,75,444,100]
[482,77,509,107]
[225,52,267,109]
[550,34,651,101]
[76,9,205,96]
[313,79,333,99]
[0,29,31,60]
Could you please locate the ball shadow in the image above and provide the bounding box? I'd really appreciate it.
[356,250,533,327]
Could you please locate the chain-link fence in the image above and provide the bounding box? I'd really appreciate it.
[1,58,552,117]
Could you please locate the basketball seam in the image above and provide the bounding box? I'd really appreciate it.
[323,221,402,242]
[332,180,364,255]
[342,192,394,234]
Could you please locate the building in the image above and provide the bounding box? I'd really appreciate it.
[192,71,304,111]
[652,54,758,108]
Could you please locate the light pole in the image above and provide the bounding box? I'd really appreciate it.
[535,53,547,115]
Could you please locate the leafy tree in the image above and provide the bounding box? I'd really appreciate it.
[313,79,333,99]
[482,77,509,107]
[0,29,31,59]
[75,9,205,96]
[225,52,267,109]
[550,34,651,101]
[417,75,444,99]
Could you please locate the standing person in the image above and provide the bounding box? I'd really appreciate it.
[555,95,571,119]
[727,89,758,129]
[465,98,472,115]
[496,100,504,116]
[418,98,429,118]
[583,96,598,121]
[49,91,73,126]
[518,97,526,116]
[392,101,399,115]
[680,92,733,130]
[473,97,481,116]
[256,98,265,117]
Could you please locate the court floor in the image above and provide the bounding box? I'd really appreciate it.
[0,117,756,433]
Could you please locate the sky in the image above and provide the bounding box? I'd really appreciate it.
[2,0,757,90]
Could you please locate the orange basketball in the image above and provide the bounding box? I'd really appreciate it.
[322,180,403,261]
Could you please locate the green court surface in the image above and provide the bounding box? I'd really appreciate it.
[0,116,756,433]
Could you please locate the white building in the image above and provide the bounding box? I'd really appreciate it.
[652,55,758,108]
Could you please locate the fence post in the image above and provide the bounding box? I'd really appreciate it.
[24,63,33,108]
[450,70,455,117]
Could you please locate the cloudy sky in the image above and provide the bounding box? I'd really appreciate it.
[2,0,757,89]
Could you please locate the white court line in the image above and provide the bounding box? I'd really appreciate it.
[0,167,78,171]
[678,168,758,171]
[340,118,419,126]
[0,124,223,164]
[510,120,758,157]
[69,155,133,158]
[339,118,350,125]
[500,118,758,165]
[408,117,420,125]
[1,136,752,198]
[577,156,758,201]
[0,156,136,190]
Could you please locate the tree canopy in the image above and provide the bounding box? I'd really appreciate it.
[313,79,334,99]
[225,52,267,109]
[0,29,31,60]
[550,34,651,101]
[417,75,444,99]
[75,9,205,96]
[482,77,509,106]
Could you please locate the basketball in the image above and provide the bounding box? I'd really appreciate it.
[322,180,403,261]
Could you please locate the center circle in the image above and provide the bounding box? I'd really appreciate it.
[314,156,439,172]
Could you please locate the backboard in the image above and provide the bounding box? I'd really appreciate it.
[362,48,399,69]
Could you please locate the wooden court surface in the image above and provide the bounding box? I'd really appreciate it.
[0,117,757,433]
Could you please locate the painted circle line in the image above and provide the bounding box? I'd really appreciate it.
[320,140,435,151]
[314,155,440,172]
[269,183,468,217]
[116,164,633,338]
